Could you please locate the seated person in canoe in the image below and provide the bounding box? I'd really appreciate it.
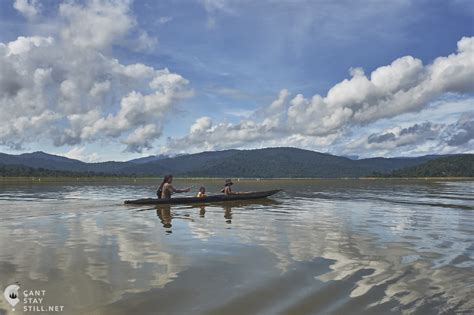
[197,186,207,198]
[157,175,191,199]
[221,179,241,195]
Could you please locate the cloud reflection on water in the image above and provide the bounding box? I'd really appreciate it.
[0,180,472,314]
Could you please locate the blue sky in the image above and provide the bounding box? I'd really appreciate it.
[0,0,473,161]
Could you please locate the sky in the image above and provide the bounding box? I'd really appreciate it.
[0,0,473,162]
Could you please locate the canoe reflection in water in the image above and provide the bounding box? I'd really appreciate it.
[155,199,279,232]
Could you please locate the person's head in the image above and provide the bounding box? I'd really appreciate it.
[199,186,206,193]
[160,174,173,189]
[225,179,233,186]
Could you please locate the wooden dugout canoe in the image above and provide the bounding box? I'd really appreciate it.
[124,189,282,205]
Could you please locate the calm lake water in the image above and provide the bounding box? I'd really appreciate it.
[0,179,473,315]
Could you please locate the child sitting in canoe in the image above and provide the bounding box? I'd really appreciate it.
[197,186,207,198]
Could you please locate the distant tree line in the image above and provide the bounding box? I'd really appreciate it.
[0,165,130,177]
[1,153,473,178]
[378,155,474,177]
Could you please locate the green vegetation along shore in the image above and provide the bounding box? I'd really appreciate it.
[0,164,125,178]
[1,148,473,179]
[383,155,474,177]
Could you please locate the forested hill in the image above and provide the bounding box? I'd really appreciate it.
[0,147,471,178]
[386,155,474,177]
[0,164,117,177]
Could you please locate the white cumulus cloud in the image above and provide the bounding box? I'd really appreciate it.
[13,0,40,18]
[122,124,162,153]
[0,0,191,153]
[163,37,474,154]
[61,146,100,163]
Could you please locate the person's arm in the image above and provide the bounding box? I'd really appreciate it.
[170,185,191,193]
[224,186,238,195]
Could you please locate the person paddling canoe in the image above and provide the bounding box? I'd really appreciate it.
[157,175,191,199]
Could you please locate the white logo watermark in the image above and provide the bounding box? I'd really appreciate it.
[3,284,65,312]
[4,284,20,311]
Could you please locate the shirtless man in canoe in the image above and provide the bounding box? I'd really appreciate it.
[157,175,191,199]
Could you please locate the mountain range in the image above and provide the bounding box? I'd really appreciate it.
[2,147,470,178]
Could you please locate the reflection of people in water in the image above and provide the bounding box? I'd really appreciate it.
[157,200,280,231]
[194,204,232,223]
[223,205,232,224]
[156,205,197,233]
[199,206,206,218]
[156,206,172,232]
